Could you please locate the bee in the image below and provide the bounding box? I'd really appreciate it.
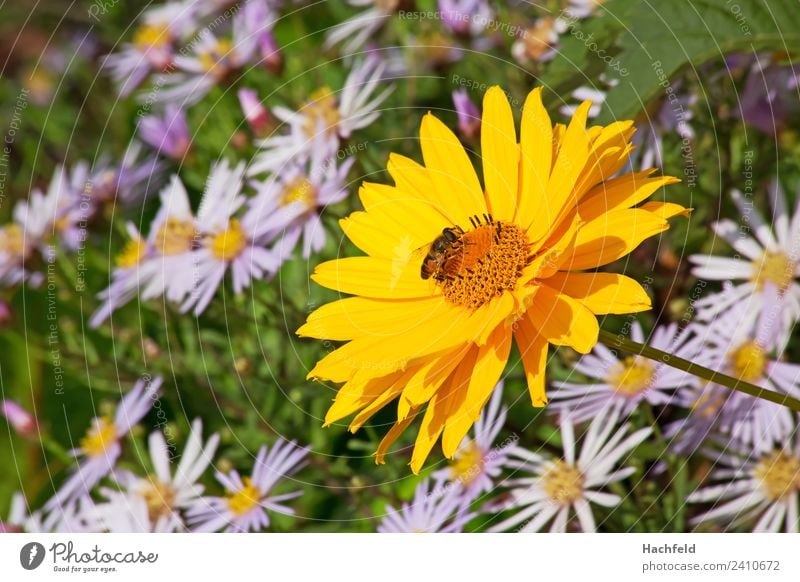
[420,226,465,281]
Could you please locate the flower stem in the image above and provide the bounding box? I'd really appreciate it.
[596,329,800,413]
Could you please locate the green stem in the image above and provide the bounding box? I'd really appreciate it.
[597,329,800,413]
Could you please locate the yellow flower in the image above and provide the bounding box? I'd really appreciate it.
[298,86,687,473]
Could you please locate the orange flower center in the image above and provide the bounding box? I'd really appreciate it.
[435,217,530,309]
[521,18,556,61]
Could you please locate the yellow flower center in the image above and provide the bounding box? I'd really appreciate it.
[727,340,767,383]
[542,459,585,505]
[141,479,177,522]
[79,417,119,458]
[434,217,530,309]
[751,251,795,293]
[754,451,800,501]
[301,86,341,138]
[607,356,655,396]
[24,67,54,99]
[0,224,25,258]
[133,23,171,50]
[155,217,197,255]
[116,238,146,268]
[280,176,316,210]
[227,477,261,516]
[209,219,247,261]
[449,440,483,485]
[198,39,234,76]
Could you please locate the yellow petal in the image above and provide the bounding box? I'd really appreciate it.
[387,152,465,226]
[339,211,415,259]
[299,296,445,341]
[358,182,450,247]
[376,408,420,465]
[481,86,518,222]
[639,200,692,219]
[397,346,468,420]
[579,172,680,222]
[420,112,487,225]
[442,324,511,457]
[311,256,434,299]
[518,87,553,241]
[526,283,599,354]
[324,369,405,426]
[545,272,652,315]
[546,100,592,226]
[558,208,671,270]
[513,313,549,406]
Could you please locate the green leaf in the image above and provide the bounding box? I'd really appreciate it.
[599,0,800,122]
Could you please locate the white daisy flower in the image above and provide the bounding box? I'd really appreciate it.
[248,55,391,176]
[45,376,161,511]
[690,181,800,348]
[490,403,652,532]
[377,478,476,533]
[187,439,309,532]
[551,321,702,423]
[688,432,800,532]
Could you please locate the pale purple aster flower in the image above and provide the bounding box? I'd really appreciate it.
[737,55,800,136]
[89,173,199,326]
[1,400,36,437]
[688,431,800,532]
[250,143,354,263]
[565,0,608,19]
[139,103,191,160]
[630,87,696,170]
[179,160,280,315]
[1,492,29,532]
[439,0,493,36]
[452,88,481,139]
[248,55,392,175]
[148,3,270,106]
[432,383,516,502]
[45,376,161,511]
[559,80,616,119]
[690,181,800,349]
[187,440,309,533]
[92,490,182,533]
[238,88,271,136]
[103,2,197,96]
[489,403,652,532]
[550,321,703,423]
[377,479,476,533]
[324,0,397,55]
[93,418,219,532]
[668,298,799,456]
